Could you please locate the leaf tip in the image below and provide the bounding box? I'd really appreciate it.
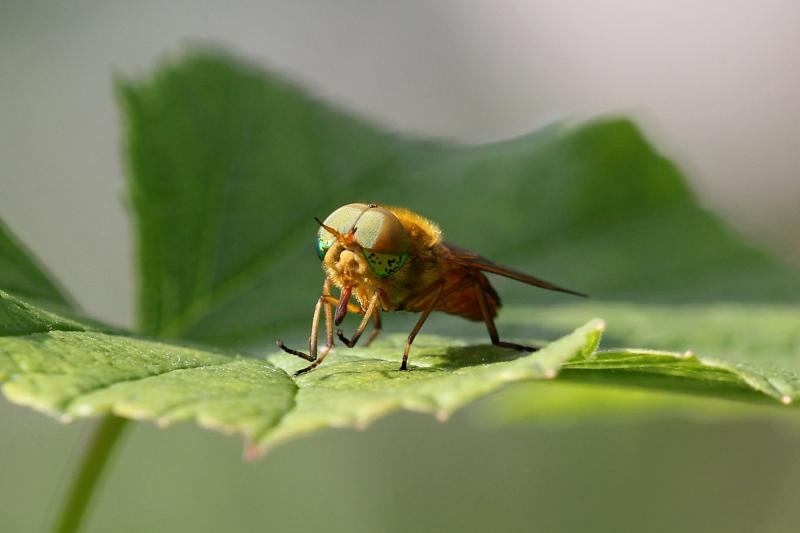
[243,442,264,461]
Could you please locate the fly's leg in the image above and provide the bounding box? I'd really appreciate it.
[293,305,336,376]
[315,279,335,362]
[334,285,353,325]
[400,279,445,371]
[474,282,538,352]
[277,280,343,366]
[363,308,382,347]
[322,295,362,315]
[294,284,357,376]
[337,291,381,348]
[322,288,334,354]
[276,295,323,362]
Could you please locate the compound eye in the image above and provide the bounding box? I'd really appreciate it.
[317,203,369,260]
[316,236,334,261]
[353,207,409,254]
[364,249,408,277]
[321,204,370,235]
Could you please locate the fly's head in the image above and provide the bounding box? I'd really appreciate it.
[316,203,410,289]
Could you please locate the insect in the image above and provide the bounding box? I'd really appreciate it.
[277,203,586,376]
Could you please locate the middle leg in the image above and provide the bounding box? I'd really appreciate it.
[400,279,445,371]
[363,308,382,347]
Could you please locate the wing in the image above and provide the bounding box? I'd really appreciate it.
[442,241,587,298]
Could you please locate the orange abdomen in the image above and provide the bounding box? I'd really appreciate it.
[433,269,500,322]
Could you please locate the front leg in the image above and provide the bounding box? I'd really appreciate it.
[337,291,381,348]
[294,289,370,375]
[277,280,339,364]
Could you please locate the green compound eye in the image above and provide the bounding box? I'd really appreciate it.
[364,250,408,277]
[316,237,334,260]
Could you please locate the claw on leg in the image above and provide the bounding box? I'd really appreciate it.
[494,340,538,352]
[277,340,316,362]
[293,345,333,376]
[337,328,353,347]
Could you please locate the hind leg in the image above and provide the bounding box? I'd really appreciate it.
[474,282,538,352]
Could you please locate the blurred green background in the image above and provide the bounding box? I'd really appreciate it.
[2,2,800,532]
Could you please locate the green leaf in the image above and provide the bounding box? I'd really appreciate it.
[257,320,603,453]
[488,305,800,421]
[119,49,800,349]
[0,290,294,443]
[564,349,798,405]
[482,302,800,419]
[502,302,800,368]
[0,290,603,454]
[2,290,796,455]
[0,218,71,308]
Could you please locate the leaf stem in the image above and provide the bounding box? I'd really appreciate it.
[53,416,129,533]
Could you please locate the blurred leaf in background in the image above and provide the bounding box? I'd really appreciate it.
[120,50,800,344]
